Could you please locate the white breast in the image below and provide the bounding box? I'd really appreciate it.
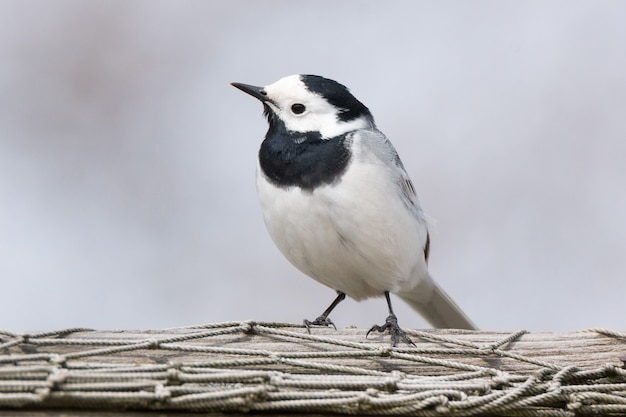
[256,133,429,300]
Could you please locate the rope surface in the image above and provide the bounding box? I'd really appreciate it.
[1,322,626,416]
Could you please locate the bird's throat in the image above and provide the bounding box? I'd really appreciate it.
[258,125,351,191]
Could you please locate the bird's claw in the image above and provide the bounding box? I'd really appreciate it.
[367,314,415,347]
[304,316,336,333]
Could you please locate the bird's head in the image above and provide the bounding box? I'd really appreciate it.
[231,74,375,139]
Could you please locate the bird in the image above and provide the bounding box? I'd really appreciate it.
[231,74,476,345]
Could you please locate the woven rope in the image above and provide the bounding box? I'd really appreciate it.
[1,322,626,416]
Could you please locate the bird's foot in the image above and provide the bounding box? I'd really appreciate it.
[304,316,336,333]
[367,313,415,347]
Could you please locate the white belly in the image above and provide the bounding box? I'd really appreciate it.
[256,157,429,300]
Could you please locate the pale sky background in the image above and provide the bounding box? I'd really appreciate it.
[1,1,625,332]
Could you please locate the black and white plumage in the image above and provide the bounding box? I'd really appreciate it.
[232,74,476,345]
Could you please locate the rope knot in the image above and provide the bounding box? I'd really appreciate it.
[567,394,583,410]
[47,368,68,386]
[243,321,257,334]
[48,354,66,365]
[166,368,179,382]
[365,387,379,397]
[269,372,284,385]
[435,395,450,413]
[154,383,171,402]
[491,371,512,386]
[146,339,160,348]
[375,346,392,357]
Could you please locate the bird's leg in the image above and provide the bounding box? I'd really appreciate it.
[367,292,415,347]
[304,291,346,333]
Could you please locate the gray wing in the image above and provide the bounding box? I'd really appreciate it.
[354,128,427,217]
[353,128,430,259]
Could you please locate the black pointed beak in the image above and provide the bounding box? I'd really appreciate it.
[231,82,269,103]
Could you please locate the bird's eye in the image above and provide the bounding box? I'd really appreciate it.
[291,103,306,115]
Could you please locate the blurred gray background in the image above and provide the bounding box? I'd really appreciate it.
[1,1,625,331]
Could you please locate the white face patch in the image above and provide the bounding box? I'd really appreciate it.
[263,75,371,139]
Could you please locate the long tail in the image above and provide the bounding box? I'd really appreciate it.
[397,273,477,330]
